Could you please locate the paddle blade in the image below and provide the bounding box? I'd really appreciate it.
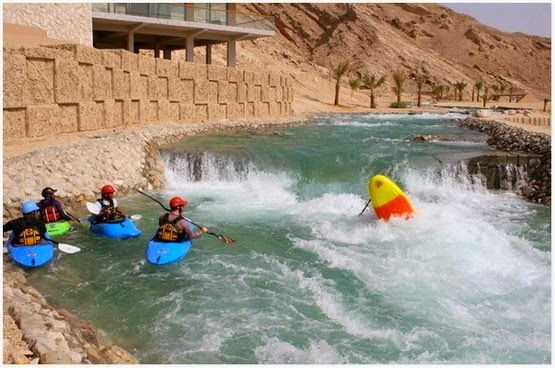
[57,243,81,254]
[207,231,235,244]
[86,201,101,215]
[218,234,236,244]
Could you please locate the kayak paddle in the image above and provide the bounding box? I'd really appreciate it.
[52,240,81,254]
[86,201,102,214]
[66,212,82,223]
[358,198,371,216]
[137,189,235,244]
[86,201,141,221]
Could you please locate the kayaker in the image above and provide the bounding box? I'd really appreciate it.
[37,187,78,223]
[155,196,208,242]
[92,184,128,224]
[3,200,48,246]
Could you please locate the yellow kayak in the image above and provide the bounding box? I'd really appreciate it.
[368,174,415,220]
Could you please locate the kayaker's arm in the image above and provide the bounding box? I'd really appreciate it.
[3,220,15,233]
[193,226,208,239]
[180,219,208,239]
[115,206,128,218]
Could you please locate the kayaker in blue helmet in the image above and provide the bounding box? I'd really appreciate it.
[156,196,207,242]
[3,200,48,246]
[37,187,78,223]
[92,184,128,224]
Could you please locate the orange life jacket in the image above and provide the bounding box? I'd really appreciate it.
[156,214,188,242]
[17,225,43,246]
[40,204,61,223]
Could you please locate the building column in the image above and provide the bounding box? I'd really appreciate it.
[127,32,134,53]
[186,36,194,62]
[154,44,160,58]
[206,44,212,64]
[227,40,236,68]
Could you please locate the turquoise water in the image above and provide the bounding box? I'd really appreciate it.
[25,113,551,364]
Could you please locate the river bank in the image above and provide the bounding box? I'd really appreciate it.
[2,108,551,364]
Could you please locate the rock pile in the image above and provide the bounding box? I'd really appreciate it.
[460,118,551,205]
[3,263,138,364]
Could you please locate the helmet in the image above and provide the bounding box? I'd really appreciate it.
[169,196,188,209]
[21,200,39,215]
[41,187,57,198]
[101,184,116,196]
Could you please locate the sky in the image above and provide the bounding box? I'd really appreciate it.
[441,2,551,37]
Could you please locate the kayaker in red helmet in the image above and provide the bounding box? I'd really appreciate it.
[92,184,128,224]
[155,196,207,242]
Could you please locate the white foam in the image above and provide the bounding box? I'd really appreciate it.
[254,337,347,364]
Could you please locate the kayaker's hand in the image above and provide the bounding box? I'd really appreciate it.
[200,226,208,234]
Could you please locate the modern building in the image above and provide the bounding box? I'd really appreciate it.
[92,3,274,67]
[3,3,275,67]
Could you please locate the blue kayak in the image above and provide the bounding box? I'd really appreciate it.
[145,238,192,265]
[146,223,195,265]
[88,216,142,239]
[7,233,55,268]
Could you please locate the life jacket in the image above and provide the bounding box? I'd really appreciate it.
[17,224,43,246]
[40,203,61,223]
[97,198,116,220]
[156,214,188,242]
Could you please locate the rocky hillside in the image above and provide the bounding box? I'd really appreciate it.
[221,3,550,110]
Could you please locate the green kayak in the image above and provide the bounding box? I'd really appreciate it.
[45,220,71,237]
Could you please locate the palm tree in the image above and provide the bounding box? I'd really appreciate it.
[360,73,386,108]
[392,71,407,104]
[432,85,445,102]
[414,74,426,107]
[475,79,484,103]
[482,85,489,108]
[349,78,360,104]
[454,80,468,102]
[330,61,350,106]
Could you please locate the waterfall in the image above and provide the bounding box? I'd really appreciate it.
[160,151,254,182]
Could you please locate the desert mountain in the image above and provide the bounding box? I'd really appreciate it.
[210,3,550,111]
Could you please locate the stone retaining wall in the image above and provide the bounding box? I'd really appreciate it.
[460,118,551,205]
[3,44,293,144]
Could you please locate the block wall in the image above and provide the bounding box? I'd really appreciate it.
[3,44,294,142]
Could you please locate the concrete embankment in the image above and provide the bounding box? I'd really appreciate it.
[460,118,551,205]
